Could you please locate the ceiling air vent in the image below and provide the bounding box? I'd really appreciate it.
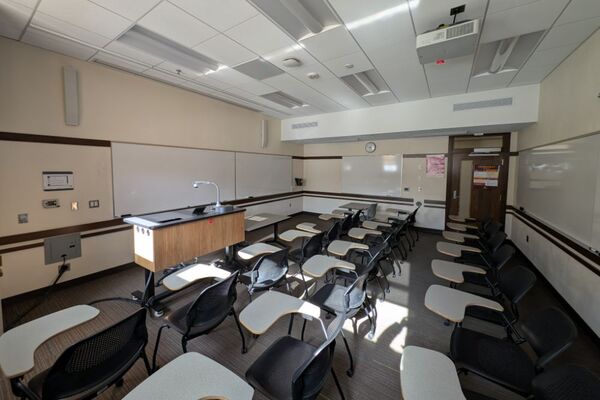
[292,121,318,129]
[453,97,513,112]
[234,58,284,80]
[261,91,307,108]
[341,69,390,97]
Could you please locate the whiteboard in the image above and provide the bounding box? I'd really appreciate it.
[517,133,600,249]
[342,155,403,197]
[235,153,292,198]
[112,143,235,216]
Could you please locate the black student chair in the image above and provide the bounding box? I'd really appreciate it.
[239,249,291,301]
[451,307,578,395]
[462,244,516,289]
[464,265,537,335]
[16,308,151,400]
[289,232,326,265]
[323,221,342,248]
[157,271,247,354]
[532,365,600,400]
[245,313,347,400]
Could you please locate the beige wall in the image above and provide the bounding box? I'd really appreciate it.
[303,136,448,157]
[0,37,301,156]
[518,30,600,150]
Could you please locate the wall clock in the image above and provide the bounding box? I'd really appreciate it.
[365,142,376,153]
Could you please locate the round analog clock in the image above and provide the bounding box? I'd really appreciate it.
[365,142,376,153]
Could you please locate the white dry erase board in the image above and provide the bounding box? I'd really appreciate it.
[111,143,235,216]
[235,152,292,198]
[517,132,600,250]
[342,155,403,197]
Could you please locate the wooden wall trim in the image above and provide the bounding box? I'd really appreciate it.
[0,132,111,147]
[303,190,414,204]
[507,206,600,276]
[292,156,343,160]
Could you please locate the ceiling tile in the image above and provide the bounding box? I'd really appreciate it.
[323,51,373,77]
[285,62,336,85]
[22,26,98,59]
[169,0,258,31]
[0,0,34,40]
[37,0,131,40]
[316,78,369,109]
[93,51,149,72]
[366,44,429,101]
[487,0,538,14]
[155,61,201,78]
[32,11,113,47]
[468,70,517,92]
[330,0,415,50]
[410,0,487,35]
[193,73,235,90]
[143,68,188,86]
[138,1,218,48]
[425,55,473,97]
[482,0,570,43]
[104,40,164,65]
[511,62,557,85]
[193,34,256,67]
[556,0,600,26]
[263,44,319,70]
[364,91,396,106]
[207,66,260,87]
[262,73,304,91]
[527,43,579,67]
[225,13,295,55]
[6,0,37,7]
[538,16,600,50]
[89,0,161,21]
[237,79,277,95]
[300,25,360,61]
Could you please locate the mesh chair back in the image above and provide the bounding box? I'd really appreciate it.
[341,214,353,234]
[365,203,377,219]
[291,314,345,400]
[302,232,325,261]
[490,244,515,270]
[498,265,536,304]
[326,222,341,243]
[43,308,148,399]
[250,249,289,288]
[351,211,362,227]
[185,270,239,329]
[486,231,507,253]
[520,307,577,370]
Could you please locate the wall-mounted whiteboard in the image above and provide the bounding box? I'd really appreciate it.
[517,133,600,250]
[112,143,235,216]
[235,153,292,198]
[342,155,403,197]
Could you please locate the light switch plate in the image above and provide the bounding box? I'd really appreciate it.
[71,201,79,211]
[18,213,28,223]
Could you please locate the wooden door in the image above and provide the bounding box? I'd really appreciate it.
[469,156,506,222]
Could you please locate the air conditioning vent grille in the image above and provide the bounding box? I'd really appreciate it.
[292,121,318,129]
[453,97,513,111]
[447,21,475,39]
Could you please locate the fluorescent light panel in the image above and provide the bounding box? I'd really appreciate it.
[249,0,339,40]
[261,91,306,108]
[117,25,220,74]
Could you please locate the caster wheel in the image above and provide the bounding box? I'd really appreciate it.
[242,348,248,354]
[153,310,164,318]
[367,332,374,340]
[346,370,354,377]
[132,295,139,301]
[444,320,450,326]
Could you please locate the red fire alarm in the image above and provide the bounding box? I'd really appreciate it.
[436,59,445,65]
[208,218,213,224]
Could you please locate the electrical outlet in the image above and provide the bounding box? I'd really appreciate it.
[89,200,100,208]
[18,213,28,223]
[42,199,60,208]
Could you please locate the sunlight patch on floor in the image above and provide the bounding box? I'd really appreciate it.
[343,299,409,354]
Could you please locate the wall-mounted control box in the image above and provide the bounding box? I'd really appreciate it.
[42,199,60,208]
[43,171,74,191]
[44,233,81,265]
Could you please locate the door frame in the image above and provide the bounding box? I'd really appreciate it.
[445,133,511,224]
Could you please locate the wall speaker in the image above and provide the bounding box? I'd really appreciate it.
[63,66,80,126]
[260,120,268,148]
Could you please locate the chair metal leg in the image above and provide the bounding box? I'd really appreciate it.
[341,332,354,377]
[141,352,152,375]
[288,314,295,335]
[151,324,170,372]
[330,368,346,400]
[301,319,307,341]
[231,309,247,354]
[181,337,188,353]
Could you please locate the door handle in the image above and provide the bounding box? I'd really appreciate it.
[453,190,458,200]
